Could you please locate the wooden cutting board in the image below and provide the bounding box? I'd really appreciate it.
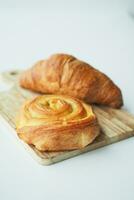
[0,70,134,165]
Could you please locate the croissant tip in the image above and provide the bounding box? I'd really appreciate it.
[110,98,123,109]
[19,70,28,87]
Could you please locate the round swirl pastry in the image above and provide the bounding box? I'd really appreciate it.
[16,95,100,151]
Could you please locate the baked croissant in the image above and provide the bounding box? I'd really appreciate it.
[16,95,100,151]
[20,54,123,108]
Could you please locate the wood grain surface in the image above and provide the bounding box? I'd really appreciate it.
[0,70,134,165]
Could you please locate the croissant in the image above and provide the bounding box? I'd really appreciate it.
[20,54,123,108]
[16,95,100,151]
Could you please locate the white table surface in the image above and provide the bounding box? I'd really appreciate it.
[0,1,134,200]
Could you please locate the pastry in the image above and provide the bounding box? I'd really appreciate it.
[16,95,100,151]
[20,53,123,108]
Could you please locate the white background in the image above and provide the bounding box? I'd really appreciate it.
[0,0,134,200]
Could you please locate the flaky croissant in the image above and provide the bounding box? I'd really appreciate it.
[20,54,123,108]
[16,95,100,151]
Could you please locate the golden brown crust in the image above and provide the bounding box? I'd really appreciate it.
[20,54,123,108]
[16,95,100,151]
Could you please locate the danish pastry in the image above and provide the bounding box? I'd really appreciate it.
[16,95,100,151]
